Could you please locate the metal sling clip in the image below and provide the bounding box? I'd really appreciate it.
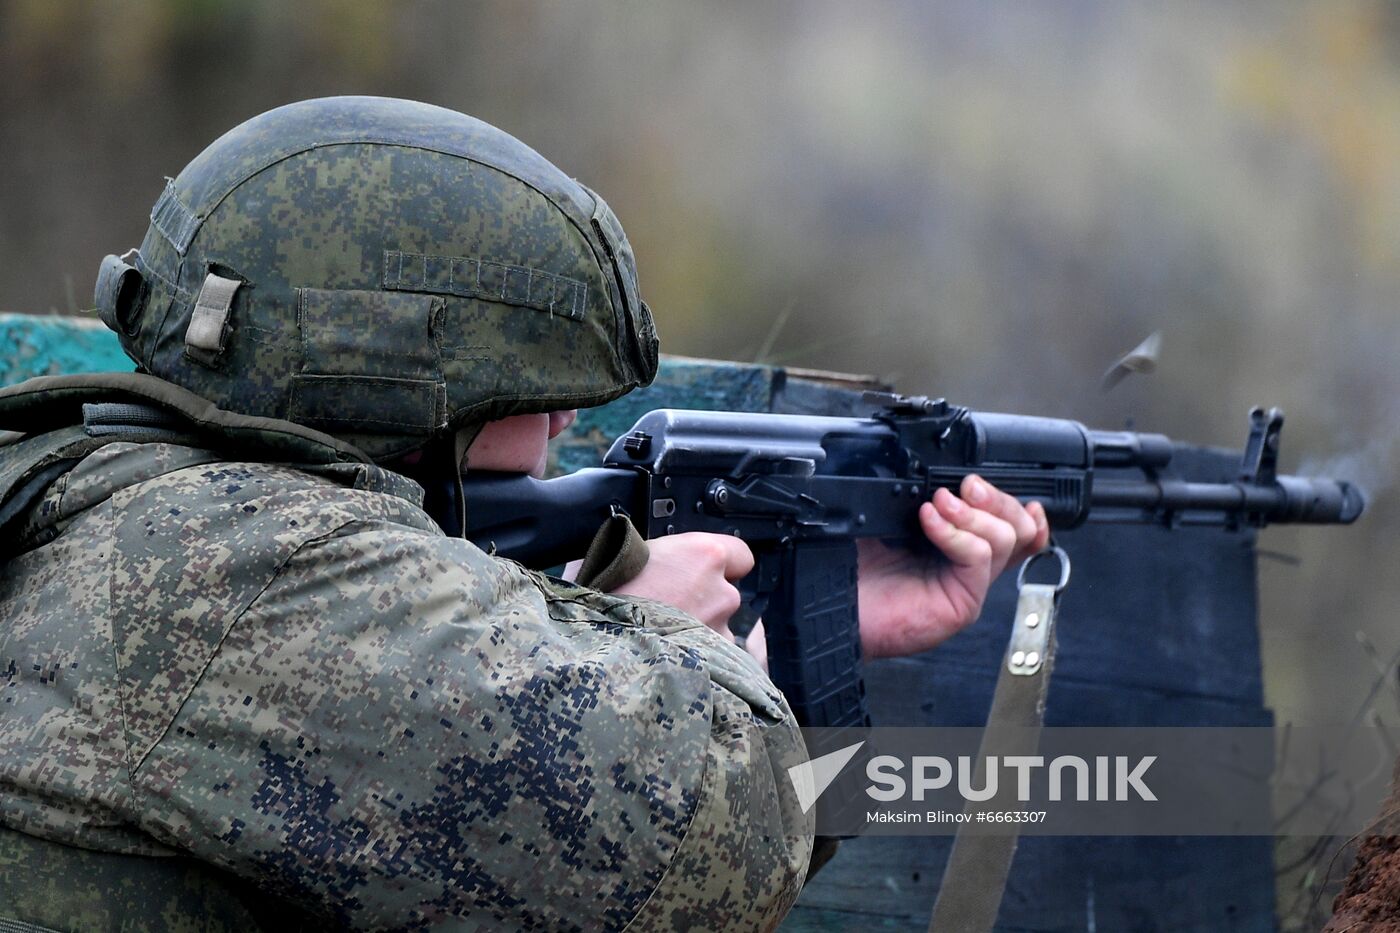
[1006,545,1070,676]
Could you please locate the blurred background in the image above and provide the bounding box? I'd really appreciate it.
[1,0,1395,923]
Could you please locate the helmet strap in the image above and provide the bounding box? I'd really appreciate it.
[449,423,482,538]
[395,423,482,539]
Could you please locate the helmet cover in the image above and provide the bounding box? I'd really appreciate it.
[95,96,659,461]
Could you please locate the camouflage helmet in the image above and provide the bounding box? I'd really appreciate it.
[94,96,659,461]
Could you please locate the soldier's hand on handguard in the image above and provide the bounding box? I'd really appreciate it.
[595,474,1046,663]
[857,474,1048,659]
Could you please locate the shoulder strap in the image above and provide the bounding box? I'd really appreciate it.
[0,427,109,549]
[0,373,371,466]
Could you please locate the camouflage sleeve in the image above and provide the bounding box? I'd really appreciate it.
[129,502,813,930]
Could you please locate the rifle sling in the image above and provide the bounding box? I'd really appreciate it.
[928,554,1065,933]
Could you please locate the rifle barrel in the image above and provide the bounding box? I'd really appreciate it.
[1090,474,1365,525]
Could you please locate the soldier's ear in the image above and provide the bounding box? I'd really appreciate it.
[95,252,147,337]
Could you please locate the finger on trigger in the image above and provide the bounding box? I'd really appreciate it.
[721,535,756,581]
[746,619,769,671]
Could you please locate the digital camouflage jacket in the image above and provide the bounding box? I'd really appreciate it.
[0,425,812,931]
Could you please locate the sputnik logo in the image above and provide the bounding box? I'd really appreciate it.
[787,741,865,814]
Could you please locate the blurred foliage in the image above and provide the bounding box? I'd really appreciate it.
[1,0,1397,918]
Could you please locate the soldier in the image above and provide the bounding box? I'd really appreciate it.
[0,97,1045,930]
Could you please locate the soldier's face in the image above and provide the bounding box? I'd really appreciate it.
[465,410,577,476]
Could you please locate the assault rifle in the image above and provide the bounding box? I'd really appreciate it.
[463,395,1364,729]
